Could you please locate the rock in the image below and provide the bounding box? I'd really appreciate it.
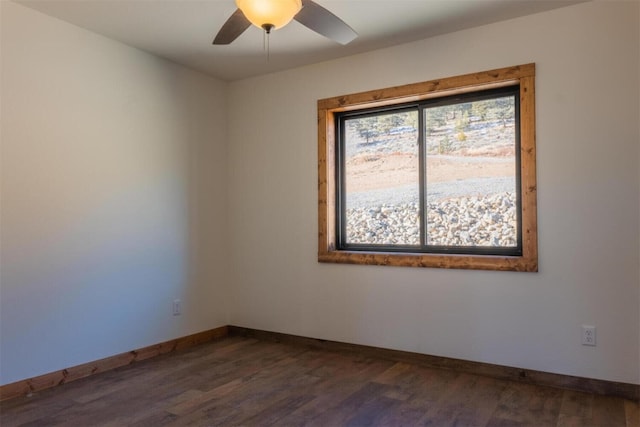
[346,192,517,248]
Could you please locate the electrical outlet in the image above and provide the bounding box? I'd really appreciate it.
[582,325,596,346]
[173,299,181,316]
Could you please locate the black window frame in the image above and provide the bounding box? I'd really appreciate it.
[335,85,522,257]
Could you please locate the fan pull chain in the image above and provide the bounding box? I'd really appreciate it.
[262,24,274,63]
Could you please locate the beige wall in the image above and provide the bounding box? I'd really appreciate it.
[227,1,640,384]
[1,2,229,384]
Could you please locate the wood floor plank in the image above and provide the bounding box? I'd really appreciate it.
[419,373,509,426]
[625,399,640,427]
[371,363,463,425]
[0,394,76,427]
[281,354,395,425]
[559,389,594,419]
[374,361,415,384]
[304,381,394,426]
[590,394,627,426]
[171,348,324,425]
[166,380,243,416]
[126,411,178,427]
[345,393,404,427]
[556,414,591,427]
[486,381,563,426]
[169,403,241,426]
[369,400,429,426]
[555,389,624,427]
[1,336,634,427]
[379,363,461,405]
[238,393,317,426]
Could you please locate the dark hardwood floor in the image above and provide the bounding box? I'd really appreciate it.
[1,335,638,426]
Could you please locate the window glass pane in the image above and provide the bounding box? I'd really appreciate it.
[424,96,517,247]
[344,111,420,245]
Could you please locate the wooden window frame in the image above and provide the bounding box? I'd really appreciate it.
[317,64,537,271]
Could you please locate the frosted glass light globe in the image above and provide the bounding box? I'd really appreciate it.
[236,0,302,30]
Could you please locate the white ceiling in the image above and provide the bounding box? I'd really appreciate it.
[16,0,584,81]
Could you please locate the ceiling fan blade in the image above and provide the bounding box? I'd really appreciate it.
[213,8,251,45]
[294,0,357,45]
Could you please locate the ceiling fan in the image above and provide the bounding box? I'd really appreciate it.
[213,0,358,45]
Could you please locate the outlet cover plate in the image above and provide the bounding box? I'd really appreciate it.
[582,325,596,346]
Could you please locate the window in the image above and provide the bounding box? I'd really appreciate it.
[318,64,537,271]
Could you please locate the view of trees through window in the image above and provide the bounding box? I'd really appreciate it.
[342,91,519,253]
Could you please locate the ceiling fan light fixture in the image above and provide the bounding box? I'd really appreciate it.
[236,0,302,31]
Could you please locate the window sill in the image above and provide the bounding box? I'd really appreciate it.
[318,249,537,272]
